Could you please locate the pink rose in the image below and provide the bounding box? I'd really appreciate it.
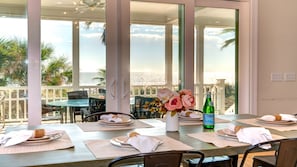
[181,94,195,109]
[179,89,193,96]
[157,88,174,103]
[165,95,183,111]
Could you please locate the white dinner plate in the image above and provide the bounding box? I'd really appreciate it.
[98,119,134,126]
[256,118,297,125]
[22,132,63,145]
[216,129,238,140]
[178,115,202,121]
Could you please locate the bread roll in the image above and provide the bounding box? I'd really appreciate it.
[128,131,139,138]
[185,111,192,117]
[274,114,282,121]
[34,129,45,138]
[234,126,242,133]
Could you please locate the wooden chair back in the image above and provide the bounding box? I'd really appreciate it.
[275,138,297,167]
[240,138,297,167]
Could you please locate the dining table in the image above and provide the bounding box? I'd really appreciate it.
[47,99,89,123]
[0,114,296,167]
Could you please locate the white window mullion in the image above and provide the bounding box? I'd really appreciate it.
[72,21,80,90]
[27,0,41,126]
[106,0,130,114]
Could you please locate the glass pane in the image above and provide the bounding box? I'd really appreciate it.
[130,1,180,96]
[41,20,72,86]
[40,0,106,122]
[194,7,237,115]
[79,22,106,89]
[0,1,27,123]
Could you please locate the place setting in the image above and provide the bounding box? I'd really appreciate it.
[179,110,202,121]
[256,114,297,125]
[176,110,204,126]
[77,113,154,132]
[85,131,194,159]
[0,128,73,154]
[110,131,163,152]
[236,113,297,131]
[188,124,285,148]
[98,114,135,127]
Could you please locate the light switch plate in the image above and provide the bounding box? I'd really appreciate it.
[284,72,296,81]
[271,72,283,81]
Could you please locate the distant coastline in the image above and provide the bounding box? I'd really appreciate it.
[80,72,234,86]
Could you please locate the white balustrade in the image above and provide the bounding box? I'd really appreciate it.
[0,81,230,123]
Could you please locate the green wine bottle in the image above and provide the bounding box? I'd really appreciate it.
[203,91,215,129]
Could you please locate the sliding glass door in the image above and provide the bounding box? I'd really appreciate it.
[194,7,238,114]
[130,1,182,97]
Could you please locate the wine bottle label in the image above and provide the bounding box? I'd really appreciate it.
[203,114,214,125]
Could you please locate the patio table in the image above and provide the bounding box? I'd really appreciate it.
[47,99,89,123]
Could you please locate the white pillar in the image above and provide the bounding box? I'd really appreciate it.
[216,79,226,114]
[27,0,41,126]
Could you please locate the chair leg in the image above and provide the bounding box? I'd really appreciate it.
[230,155,238,167]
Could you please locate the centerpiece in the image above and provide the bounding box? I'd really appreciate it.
[149,88,195,132]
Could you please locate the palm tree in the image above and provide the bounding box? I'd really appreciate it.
[41,56,72,85]
[0,38,27,85]
[0,38,72,86]
[92,69,106,86]
[220,28,235,50]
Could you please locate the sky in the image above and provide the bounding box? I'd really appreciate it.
[0,17,235,85]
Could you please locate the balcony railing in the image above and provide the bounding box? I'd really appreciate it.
[0,79,232,123]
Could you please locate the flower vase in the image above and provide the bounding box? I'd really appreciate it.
[165,111,179,132]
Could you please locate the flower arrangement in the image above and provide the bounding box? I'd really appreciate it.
[149,88,196,116]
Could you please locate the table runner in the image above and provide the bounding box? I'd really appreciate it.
[0,130,74,154]
[188,132,285,148]
[85,135,194,159]
[76,120,154,132]
[236,118,297,131]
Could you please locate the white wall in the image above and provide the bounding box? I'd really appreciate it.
[258,0,297,115]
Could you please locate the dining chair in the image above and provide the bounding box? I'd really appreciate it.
[108,150,205,167]
[239,138,297,167]
[82,111,136,122]
[67,90,88,122]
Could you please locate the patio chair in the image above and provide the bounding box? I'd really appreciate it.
[82,111,136,122]
[108,150,205,167]
[239,138,297,167]
[89,97,105,114]
[67,90,88,122]
[41,103,63,123]
[132,96,161,119]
